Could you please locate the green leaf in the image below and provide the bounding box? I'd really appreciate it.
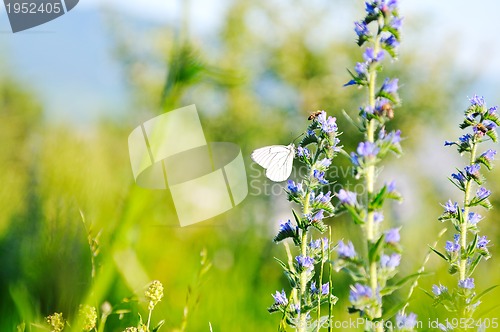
[342,109,364,132]
[381,301,406,321]
[152,320,165,332]
[273,257,289,271]
[299,133,319,147]
[475,304,500,319]
[370,186,387,210]
[429,246,449,262]
[473,285,499,303]
[487,128,498,142]
[393,272,432,289]
[292,209,303,230]
[369,234,386,263]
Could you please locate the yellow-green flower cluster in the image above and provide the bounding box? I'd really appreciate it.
[46,312,65,332]
[145,280,164,311]
[79,304,97,331]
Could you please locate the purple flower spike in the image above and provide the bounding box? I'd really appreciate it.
[357,141,380,158]
[477,235,490,249]
[272,290,288,306]
[385,228,400,244]
[445,240,460,253]
[316,112,338,133]
[355,62,369,76]
[396,312,418,329]
[481,149,496,162]
[296,255,315,270]
[354,21,370,37]
[337,240,357,259]
[363,47,385,63]
[444,200,459,214]
[458,278,475,290]
[469,94,485,107]
[349,283,372,303]
[336,189,357,206]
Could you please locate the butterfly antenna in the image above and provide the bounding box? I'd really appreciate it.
[292,132,305,145]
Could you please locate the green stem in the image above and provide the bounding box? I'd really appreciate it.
[459,144,478,281]
[298,189,311,332]
[316,238,326,332]
[147,309,152,331]
[365,19,383,331]
[328,227,333,332]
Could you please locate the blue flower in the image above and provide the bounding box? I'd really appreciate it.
[309,209,325,222]
[390,16,403,30]
[296,255,315,270]
[445,240,460,253]
[381,78,399,94]
[309,237,328,251]
[432,284,447,296]
[373,212,384,223]
[321,282,329,295]
[336,189,357,206]
[350,152,360,166]
[380,254,401,269]
[478,235,490,249]
[385,0,399,11]
[464,164,480,177]
[385,228,400,244]
[375,97,390,113]
[310,281,318,293]
[481,149,496,162]
[317,158,332,168]
[354,21,370,37]
[452,171,466,183]
[316,112,338,133]
[357,141,380,157]
[312,191,331,204]
[363,47,385,63]
[365,1,378,15]
[278,220,296,234]
[381,34,399,49]
[444,140,455,146]
[297,146,310,158]
[349,283,372,303]
[469,94,485,107]
[458,278,475,289]
[468,212,482,225]
[386,180,396,192]
[396,312,418,329]
[337,240,357,259]
[459,133,473,144]
[489,106,498,115]
[272,290,288,306]
[476,187,491,200]
[355,62,369,76]
[313,170,328,184]
[484,120,497,130]
[309,239,322,250]
[287,180,303,194]
[444,200,459,214]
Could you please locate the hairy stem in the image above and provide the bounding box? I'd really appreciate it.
[460,143,477,280]
[365,19,383,330]
[316,238,326,331]
[298,189,311,332]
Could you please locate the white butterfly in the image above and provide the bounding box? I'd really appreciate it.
[251,144,295,182]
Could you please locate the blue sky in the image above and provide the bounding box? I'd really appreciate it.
[0,0,499,123]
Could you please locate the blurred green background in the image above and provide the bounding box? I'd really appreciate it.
[1,0,500,331]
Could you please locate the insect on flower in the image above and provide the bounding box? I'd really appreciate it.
[308,110,324,120]
[251,144,295,182]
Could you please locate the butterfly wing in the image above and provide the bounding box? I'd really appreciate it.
[251,145,294,182]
